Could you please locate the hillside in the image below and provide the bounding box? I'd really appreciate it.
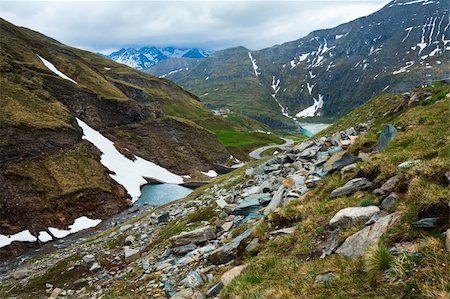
[0,18,281,259]
[166,0,450,130]
[1,83,448,298]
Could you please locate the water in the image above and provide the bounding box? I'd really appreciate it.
[298,123,331,137]
[134,183,193,206]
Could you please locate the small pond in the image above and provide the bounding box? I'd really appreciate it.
[134,183,193,206]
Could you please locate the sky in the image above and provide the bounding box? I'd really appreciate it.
[1,1,391,54]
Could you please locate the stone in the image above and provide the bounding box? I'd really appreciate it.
[12,269,31,280]
[340,163,357,176]
[412,217,440,228]
[46,283,54,289]
[245,238,259,252]
[269,227,295,236]
[216,198,229,209]
[173,244,197,255]
[315,272,334,284]
[365,212,388,225]
[264,186,285,215]
[124,235,136,245]
[221,221,233,232]
[320,230,339,258]
[325,152,360,172]
[282,177,295,188]
[329,206,380,228]
[373,175,401,196]
[336,213,401,258]
[82,254,95,266]
[445,229,450,253]
[232,193,271,215]
[375,124,397,151]
[119,224,133,232]
[73,278,88,289]
[157,212,170,223]
[49,287,62,298]
[209,227,254,265]
[124,247,140,263]
[330,178,371,198]
[242,186,261,197]
[170,288,204,299]
[397,160,421,171]
[182,271,204,288]
[169,226,216,247]
[381,193,399,210]
[206,282,223,297]
[89,262,101,272]
[221,265,247,286]
[358,152,371,161]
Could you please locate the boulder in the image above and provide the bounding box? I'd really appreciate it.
[89,262,101,272]
[82,254,95,266]
[124,235,136,245]
[221,221,233,232]
[49,287,62,299]
[375,124,397,151]
[336,213,401,258]
[445,229,450,253]
[245,238,259,252]
[264,186,286,215]
[373,175,401,196]
[329,206,380,228]
[209,227,254,265]
[73,278,88,289]
[328,152,361,172]
[221,265,247,286]
[412,217,440,228]
[170,288,204,299]
[124,247,140,263]
[169,226,216,247]
[231,193,271,215]
[206,283,223,298]
[330,178,371,198]
[397,160,421,171]
[182,271,204,288]
[315,272,334,284]
[320,230,339,258]
[381,193,399,210]
[365,212,388,225]
[157,212,170,223]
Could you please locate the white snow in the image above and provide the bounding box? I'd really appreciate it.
[205,76,209,80]
[389,0,435,6]
[271,76,281,93]
[202,170,218,178]
[307,82,315,95]
[36,55,77,84]
[104,67,111,71]
[76,118,183,200]
[369,46,382,56]
[393,61,415,74]
[49,216,102,239]
[295,94,324,118]
[290,59,296,69]
[160,68,188,78]
[37,231,53,243]
[248,52,261,76]
[0,230,37,248]
[309,71,316,79]
[299,53,309,62]
[402,27,413,42]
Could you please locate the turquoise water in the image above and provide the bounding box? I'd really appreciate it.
[134,184,193,206]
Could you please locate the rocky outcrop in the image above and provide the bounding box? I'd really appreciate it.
[330,178,371,198]
[329,206,380,229]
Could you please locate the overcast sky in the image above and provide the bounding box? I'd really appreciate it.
[2,1,391,54]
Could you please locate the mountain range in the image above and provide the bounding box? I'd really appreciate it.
[161,0,450,130]
[107,46,210,70]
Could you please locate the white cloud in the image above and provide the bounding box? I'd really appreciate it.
[1,1,391,53]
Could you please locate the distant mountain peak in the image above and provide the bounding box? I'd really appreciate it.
[107,46,211,70]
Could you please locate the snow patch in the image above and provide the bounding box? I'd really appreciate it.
[36,55,77,84]
[76,118,183,200]
[0,230,37,248]
[248,52,261,76]
[296,94,324,118]
[393,61,415,74]
[202,170,218,178]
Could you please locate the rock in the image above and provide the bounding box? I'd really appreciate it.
[245,238,259,252]
[221,265,247,286]
[397,160,421,171]
[73,278,88,289]
[206,282,223,297]
[209,227,255,265]
[373,175,401,196]
[242,186,261,197]
[381,193,399,210]
[46,283,54,289]
[124,235,136,245]
[330,178,371,198]
[445,229,450,253]
[169,226,216,247]
[282,177,295,188]
[320,230,339,258]
[412,217,440,228]
[49,287,62,298]
[170,288,204,299]
[12,269,31,280]
[329,206,380,228]
[264,186,285,215]
[365,212,388,225]
[340,163,357,176]
[182,271,204,288]
[269,227,295,236]
[245,168,254,176]
[326,152,361,172]
[173,244,197,255]
[124,247,140,263]
[221,221,233,232]
[82,254,95,267]
[358,152,371,161]
[157,212,170,223]
[232,193,271,215]
[336,213,401,258]
[315,272,334,284]
[375,124,397,151]
[119,224,133,232]
[216,198,229,209]
[89,262,101,272]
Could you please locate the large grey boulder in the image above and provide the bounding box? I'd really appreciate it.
[373,175,401,196]
[375,124,397,151]
[329,206,380,228]
[209,227,255,265]
[182,271,204,288]
[169,226,216,247]
[336,213,401,258]
[264,186,286,215]
[330,178,371,198]
[327,152,361,172]
[124,247,140,263]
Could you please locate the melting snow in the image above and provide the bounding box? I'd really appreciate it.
[389,0,435,6]
[296,94,324,118]
[309,71,316,79]
[307,82,315,95]
[402,27,413,42]
[248,52,261,76]
[299,53,309,62]
[48,216,102,239]
[0,230,37,248]
[160,68,188,78]
[76,118,183,200]
[393,61,415,74]
[202,170,218,178]
[36,54,77,84]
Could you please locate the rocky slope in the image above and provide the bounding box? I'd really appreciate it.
[107,46,210,70]
[1,84,448,298]
[0,18,232,259]
[166,0,450,130]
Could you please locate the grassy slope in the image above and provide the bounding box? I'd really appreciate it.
[220,83,450,298]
